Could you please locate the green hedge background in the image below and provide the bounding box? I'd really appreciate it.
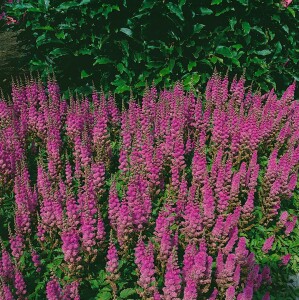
[5,0,299,96]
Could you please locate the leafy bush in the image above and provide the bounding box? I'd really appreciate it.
[4,0,299,96]
[0,73,298,299]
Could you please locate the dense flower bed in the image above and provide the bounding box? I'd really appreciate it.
[0,73,298,299]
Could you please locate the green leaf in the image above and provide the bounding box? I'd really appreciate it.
[117,63,125,73]
[231,57,240,67]
[154,76,163,85]
[139,0,156,11]
[183,74,193,85]
[229,17,237,30]
[193,24,205,33]
[146,61,163,69]
[36,34,47,47]
[120,288,137,299]
[272,14,280,23]
[55,32,66,39]
[115,85,130,94]
[166,3,184,21]
[252,26,266,37]
[97,269,108,286]
[169,59,175,70]
[34,25,54,31]
[287,7,296,18]
[135,81,146,88]
[255,69,268,77]
[211,0,223,4]
[90,279,100,289]
[237,0,248,5]
[192,73,200,85]
[179,0,186,7]
[242,22,251,34]
[120,28,133,37]
[79,0,92,4]
[282,25,289,34]
[215,7,234,16]
[256,49,271,56]
[96,291,112,300]
[49,48,69,58]
[57,1,79,11]
[188,61,197,71]
[199,7,213,15]
[215,46,232,58]
[159,59,175,76]
[93,57,113,65]
[26,7,42,12]
[160,67,171,76]
[80,70,90,79]
[232,44,243,50]
[210,56,223,64]
[102,5,120,18]
[77,48,92,55]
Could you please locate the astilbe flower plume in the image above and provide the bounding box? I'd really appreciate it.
[106,240,119,277]
[181,199,203,243]
[282,0,292,7]
[61,229,81,266]
[280,254,291,266]
[163,248,181,300]
[135,239,156,298]
[0,73,298,299]
[182,243,198,300]
[106,236,119,297]
[0,248,14,280]
[0,282,14,300]
[9,233,24,260]
[46,278,62,300]
[285,216,297,236]
[262,236,275,253]
[14,268,27,298]
[108,181,120,230]
[62,281,80,300]
[31,249,41,272]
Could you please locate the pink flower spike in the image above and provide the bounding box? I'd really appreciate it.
[282,0,292,7]
[262,236,275,253]
[280,254,291,266]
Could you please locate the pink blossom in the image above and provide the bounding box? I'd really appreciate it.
[282,0,292,7]
[262,236,275,253]
[281,254,291,265]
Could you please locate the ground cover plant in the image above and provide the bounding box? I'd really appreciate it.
[0,73,298,299]
[3,0,299,97]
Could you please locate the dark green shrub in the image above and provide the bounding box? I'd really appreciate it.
[5,0,299,96]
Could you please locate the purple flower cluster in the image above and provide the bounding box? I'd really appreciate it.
[0,73,298,299]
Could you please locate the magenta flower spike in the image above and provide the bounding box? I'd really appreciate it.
[225,286,235,300]
[135,239,156,297]
[280,254,291,266]
[61,229,81,264]
[262,236,275,253]
[9,233,24,260]
[106,240,119,276]
[46,278,62,300]
[0,249,14,280]
[0,71,298,299]
[1,283,14,300]
[285,216,297,236]
[62,281,80,300]
[163,248,181,300]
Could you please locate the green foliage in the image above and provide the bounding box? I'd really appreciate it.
[5,0,299,97]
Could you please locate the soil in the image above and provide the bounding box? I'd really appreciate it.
[0,29,28,96]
